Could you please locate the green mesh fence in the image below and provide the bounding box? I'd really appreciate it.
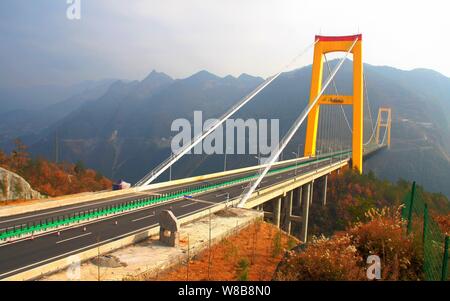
[402,182,449,281]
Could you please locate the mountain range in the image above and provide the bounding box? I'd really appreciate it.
[1,61,450,197]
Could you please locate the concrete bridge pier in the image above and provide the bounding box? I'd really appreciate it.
[273,197,281,228]
[297,186,303,209]
[282,190,293,234]
[322,175,328,206]
[300,182,311,243]
[309,179,314,206]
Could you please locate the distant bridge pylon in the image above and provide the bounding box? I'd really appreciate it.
[376,107,392,148]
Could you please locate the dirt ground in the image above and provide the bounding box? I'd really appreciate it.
[134,221,299,281]
[0,198,39,207]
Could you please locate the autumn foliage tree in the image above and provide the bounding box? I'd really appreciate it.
[0,140,112,198]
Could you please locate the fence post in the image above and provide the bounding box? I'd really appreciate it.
[407,181,416,234]
[423,204,428,244]
[441,236,449,281]
[422,203,429,280]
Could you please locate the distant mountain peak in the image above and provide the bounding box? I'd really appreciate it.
[223,74,236,81]
[238,73,263,81]
[142,70,173,83]
[187,70,220,82]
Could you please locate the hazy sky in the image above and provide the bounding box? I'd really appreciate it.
[1,0,450,87]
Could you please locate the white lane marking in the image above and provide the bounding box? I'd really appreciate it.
[215,193,228,198]
[186,198,217,205]
[181,202,196,208]
[131,214,155,222]
[56,232,92,244]
[276,175,282,179]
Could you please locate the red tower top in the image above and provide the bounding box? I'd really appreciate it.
[315,34,362,42]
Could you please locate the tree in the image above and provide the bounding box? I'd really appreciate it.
[0,150,7,166]
[74,160,86,175]
[11,139,29,171]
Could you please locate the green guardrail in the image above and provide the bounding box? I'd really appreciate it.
[0,150,351,241]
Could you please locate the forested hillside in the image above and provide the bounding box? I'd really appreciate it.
[0,139,111,199]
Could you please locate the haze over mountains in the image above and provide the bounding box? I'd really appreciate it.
[1,61,450,197]
[0,79,118,151]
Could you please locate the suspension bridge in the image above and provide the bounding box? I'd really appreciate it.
[0,34,392,280]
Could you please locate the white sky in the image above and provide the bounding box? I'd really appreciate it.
[100,0,450,80]
[2,0,450,85]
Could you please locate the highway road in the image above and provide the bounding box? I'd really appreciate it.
[0,154,349,279]
[0,157,318,231]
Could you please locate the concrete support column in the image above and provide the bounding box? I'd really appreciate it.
[273,197,281,228]
[297,186,303,209]
[309,179,315,206]
[322,175,328,206]
[283,190,293,234]
[300,183,311,243]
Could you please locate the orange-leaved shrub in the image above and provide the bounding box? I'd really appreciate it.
[348,207,423,280]
[274,206,423,281]
[433,213,450,235]
[274,234,365,280]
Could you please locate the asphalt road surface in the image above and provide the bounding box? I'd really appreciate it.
[0,156,347,279]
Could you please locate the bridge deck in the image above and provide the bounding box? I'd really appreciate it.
[0,146,385,280]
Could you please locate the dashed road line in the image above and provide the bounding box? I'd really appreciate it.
[56,232,92,244]
[132,214,155,222]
